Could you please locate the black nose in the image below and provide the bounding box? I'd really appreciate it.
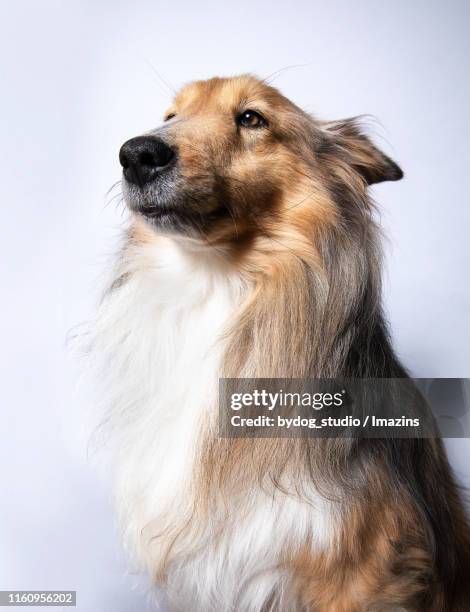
[119,136,175,186]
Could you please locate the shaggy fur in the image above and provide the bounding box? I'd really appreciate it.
[91,75,470,611]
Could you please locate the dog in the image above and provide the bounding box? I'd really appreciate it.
[91,75,470,610]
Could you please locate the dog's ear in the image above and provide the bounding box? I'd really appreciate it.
[320,118,403,185]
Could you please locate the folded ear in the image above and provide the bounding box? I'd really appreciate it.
[321,118,403,185]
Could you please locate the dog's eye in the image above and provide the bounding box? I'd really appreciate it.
[237,110,267,129]
[164,113,176,122]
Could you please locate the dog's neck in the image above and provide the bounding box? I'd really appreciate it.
[115,216,403,383]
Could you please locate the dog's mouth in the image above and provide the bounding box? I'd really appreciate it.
[123,168,183,220]
[139,205,180,219]
[125,193,192,229]
[123,177,231,234]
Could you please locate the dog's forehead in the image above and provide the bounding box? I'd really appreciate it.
[171,75,286,113]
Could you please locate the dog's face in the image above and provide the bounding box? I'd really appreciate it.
[120,75,402,245]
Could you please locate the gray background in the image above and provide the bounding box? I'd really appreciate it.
[1,1,469,610]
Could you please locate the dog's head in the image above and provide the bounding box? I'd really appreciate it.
[120,75,402,246]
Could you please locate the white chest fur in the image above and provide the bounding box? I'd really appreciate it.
[92,236,335,611]
[92,239,240,563]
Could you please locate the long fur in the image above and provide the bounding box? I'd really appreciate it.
[90,75,470,611]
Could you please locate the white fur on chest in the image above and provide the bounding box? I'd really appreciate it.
[93,239,240,566]
[93,237,336,611]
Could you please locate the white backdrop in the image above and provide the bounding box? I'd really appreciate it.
[1,1,469,610]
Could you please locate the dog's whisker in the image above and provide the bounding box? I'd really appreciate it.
[260,64,311,86]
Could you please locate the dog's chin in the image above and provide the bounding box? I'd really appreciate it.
[127,200,195,235]
[124,193,228,241]
[123,174,234,238]
[123,179,191,234]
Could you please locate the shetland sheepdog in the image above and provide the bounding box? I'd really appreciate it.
[91,75,470,611]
